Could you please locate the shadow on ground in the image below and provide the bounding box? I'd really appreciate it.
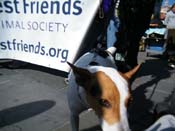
[0,100,56,128]
[0,60,68,77]
[81,125,101,131]
[129,58,173,130]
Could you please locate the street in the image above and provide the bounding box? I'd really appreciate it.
[0,52,175,131]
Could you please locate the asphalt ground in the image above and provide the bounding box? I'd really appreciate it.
[0,52,175,131]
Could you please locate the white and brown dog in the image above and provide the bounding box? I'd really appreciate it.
[67,47,140,131]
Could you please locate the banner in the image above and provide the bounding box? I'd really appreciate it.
[0,0,101,72]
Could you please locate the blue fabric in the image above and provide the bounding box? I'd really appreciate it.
[146,115,175,131]
[102,0,112,14]
[107,19,118,48]
[145,28,166,35]
[149,46,164,51]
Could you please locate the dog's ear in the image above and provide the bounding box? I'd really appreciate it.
[67,62,92,87]
[124,64,141,79]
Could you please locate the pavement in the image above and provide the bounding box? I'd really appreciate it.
[0,52,175,131]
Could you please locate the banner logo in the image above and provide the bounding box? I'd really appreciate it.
[0,0,100,72]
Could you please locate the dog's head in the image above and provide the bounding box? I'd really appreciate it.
[68,62,140,131]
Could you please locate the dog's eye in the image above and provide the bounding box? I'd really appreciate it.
[98,99,111,108]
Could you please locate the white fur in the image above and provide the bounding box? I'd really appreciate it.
[102,120,123,131]
[106,46,117,55]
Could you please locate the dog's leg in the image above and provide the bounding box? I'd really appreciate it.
[70,113,79,131]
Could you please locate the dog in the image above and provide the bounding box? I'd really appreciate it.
[67,47,140,131]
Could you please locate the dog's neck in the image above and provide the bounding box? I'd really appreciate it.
[101,119,130,131]
[100,107,130,131]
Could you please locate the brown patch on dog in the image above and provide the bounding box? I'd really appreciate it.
[124,64,141,79]
[119,72,130,81]
[86,71,121,125]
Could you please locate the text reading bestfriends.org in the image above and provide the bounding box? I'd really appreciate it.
[0,39,69,63]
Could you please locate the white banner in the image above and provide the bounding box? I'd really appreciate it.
[0,0,101,72]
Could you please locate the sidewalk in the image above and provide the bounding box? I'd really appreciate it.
[0,52,175,131]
